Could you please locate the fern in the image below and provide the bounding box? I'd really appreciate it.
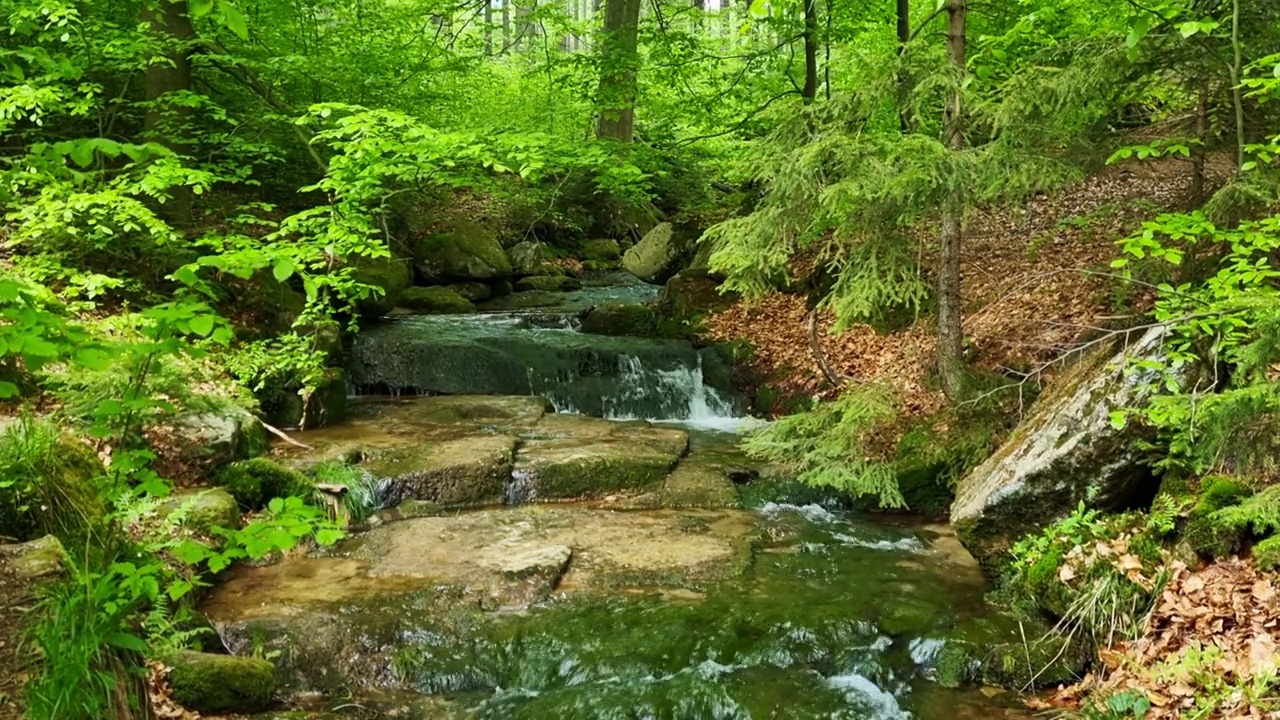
[742,383,904,507]
[1212,484,1280,536]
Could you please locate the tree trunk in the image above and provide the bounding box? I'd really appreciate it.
[801,0,817,103]
[485,0,494,55]
[896,0,910,131]
[1229,0,1245,174]
[595,0,642,142]
[143,0,197,224]
[937,0,966,401]
[502,0,511,50]
[1191,81,1208,204]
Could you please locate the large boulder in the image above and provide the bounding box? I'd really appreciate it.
[447,282,492,302]
[582,238,622,263]
[170,408,268,470]
[950,327,1172,571]
[622,223,690,284]
[164,650,277,714]
[580,302,659,337]
[399,286,477,314]
[660,268,736,320]
[413,219,511,282]
[507,240,547,277]
[0,535,66,718]
[350,254,413,319]
[160,488,242,537]
[514,275,580,292]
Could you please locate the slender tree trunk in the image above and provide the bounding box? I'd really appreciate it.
[937,0,966,401]
[801,0,817,103]
[143,0,196,224]
[1229,0,1245,173]
[1191,81,1208,204]
[485,0,494,55]
[896,0,911,131]
[503,0,511,50]
[595,0,642,142]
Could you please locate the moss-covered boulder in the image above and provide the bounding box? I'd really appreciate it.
[512,415,688,500]
[622,223,690,284]
[476,290,563,311]
[1183,476,1250,559]
[399,286,477,314]
[165,650,277,714]
[0,535,65,579]
[951,327,1174,572]
[659,268,735,320]
[582,238,622,263]
[161,488,242,536]
[930,616,1090,690]
[514,275,581,292]
[447,281,493,302]
[171,407,268,471]
[508,240,547,276]
[412,219,511,282]
[214,458,313,511]
[361,434,518,507]
[351,255,413,319]
[580,302,659,337]
[622,456,740,509]
[0,422,106,543]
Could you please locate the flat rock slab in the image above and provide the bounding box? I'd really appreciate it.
[513,414,689,500]
[363,434,518,506]
[201,506,756,693]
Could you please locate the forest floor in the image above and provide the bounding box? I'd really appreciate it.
[703,155,1236,416]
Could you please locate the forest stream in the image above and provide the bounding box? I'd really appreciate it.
[200,281,1036,719]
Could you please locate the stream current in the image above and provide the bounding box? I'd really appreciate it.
[217,281,1032,719]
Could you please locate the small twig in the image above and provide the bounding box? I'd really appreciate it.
[807,307,845,389]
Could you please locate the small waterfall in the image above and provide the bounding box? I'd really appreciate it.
[348,307,749,425]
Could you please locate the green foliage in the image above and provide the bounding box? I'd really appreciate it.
[741,384,902,507]
[213,458,312,511]
[0,418,105,544]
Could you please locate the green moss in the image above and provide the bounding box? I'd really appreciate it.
[581,238,622,262]
[514,275,581,292]
[351,255,412,318]
[261,368,349,430]
[214,458,313,510]
[399,286,477,314]
[535,455,673,499]
[164,650,277,714]
[161,488,242,536]
[1185,476,1251,559]
[477,290,563,311]
[1255,535,1280,571]
[580,303,659,337]
[412,219,512,281]
[0,420,106,544]
[935,617,1090,690]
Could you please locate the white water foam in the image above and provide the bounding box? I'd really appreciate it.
[600,354,754,430]
[827,673,911,719]
[831,532,926,553]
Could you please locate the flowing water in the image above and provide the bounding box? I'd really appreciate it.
[228,282,1034,719]
[347,278,748,427]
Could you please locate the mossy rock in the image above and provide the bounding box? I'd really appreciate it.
[0,535,65,579]
[0,422,106,544]
[514,417,689,500]
[507,240,548,276]
[514,275,580,292]
[171,407,269,470]
[580,302,659,337]
[412,219,511,282]
[259,368,348,431]
[161,488,242,536]
[399,286,477,314]
[351,255,413,319]
[659,268,736,320]
[477,290,563,311]
[165,650,277,714]
[581,238,622,263]
[932,616,1090,690]
[214,458,313,511]
[362,435,518,507]
[1184,476,1251,559]
[447,282,492,302]
[622,222,690,284]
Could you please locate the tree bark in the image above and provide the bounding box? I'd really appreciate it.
[485,0,494,55]
[801,0,817,103]
[1229,0,1245,174]
[502,0,511,51]
[896,0,911,131]
[937,0,966,401]
[143,0,197,224]
[595,0,642,142]
[1191,81,1208,204]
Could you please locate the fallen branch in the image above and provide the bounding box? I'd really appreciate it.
[241,411,314,451]
[807,307,846,389]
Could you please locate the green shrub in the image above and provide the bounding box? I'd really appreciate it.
[0,419,106,544]
[213,458,312,511]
